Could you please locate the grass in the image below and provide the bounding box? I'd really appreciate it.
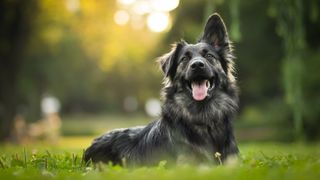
[2,114,319,179]
[0,140,319,180]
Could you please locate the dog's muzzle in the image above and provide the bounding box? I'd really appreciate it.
[186,58,215,101]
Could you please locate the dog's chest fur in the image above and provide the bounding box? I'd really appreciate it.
[163,106,231,164]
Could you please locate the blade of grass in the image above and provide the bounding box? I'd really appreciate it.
[23,147,27,168]
[0,157,5,169]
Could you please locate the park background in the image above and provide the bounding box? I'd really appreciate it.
[0,0,320,180]
[0,0,320,179]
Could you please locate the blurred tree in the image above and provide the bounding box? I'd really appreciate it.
[0,0,38,140]
[20,0,161,115]
[0,0,162,140]
[0,0,319,141]
[300,0,320,140]
[271,0,305,140]
[269,0,320,140]
[229,0,241,42]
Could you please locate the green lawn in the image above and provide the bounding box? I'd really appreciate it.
[0,140,319,180]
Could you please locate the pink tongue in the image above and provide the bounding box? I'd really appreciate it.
[192,81,208,101]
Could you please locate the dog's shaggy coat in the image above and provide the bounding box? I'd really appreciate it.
[84,13,239,166]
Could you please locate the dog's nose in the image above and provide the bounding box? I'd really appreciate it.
[190,60,205,70]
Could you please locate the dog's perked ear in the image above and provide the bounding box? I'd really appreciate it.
[158,42,184,79]
[200,13,230,51]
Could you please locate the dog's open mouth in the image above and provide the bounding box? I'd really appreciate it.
[187,78,215,101]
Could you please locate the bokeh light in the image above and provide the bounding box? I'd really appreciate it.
[132,1,151,15]
[117,0,136,6]
[114,0,179,33]
[41,95,61,115]
[150,0,179,12]
[147,12,170,32]
[114,10,130,26]
[65,0,80,12]
[145,98,161,117]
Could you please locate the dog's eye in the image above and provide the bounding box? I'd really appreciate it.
[205,54,214,58]
[181,57,188,62]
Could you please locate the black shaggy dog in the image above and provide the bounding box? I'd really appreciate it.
[84,13,239,166]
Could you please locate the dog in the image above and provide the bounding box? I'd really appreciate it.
[84,13,239,166]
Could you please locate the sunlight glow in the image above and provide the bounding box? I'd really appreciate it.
[117,0,136,6]
[147,12,170,32]
[132,1,151,15]
[151,0,179,12]
[65,0,80,12]
[114,0,179,32]
[114,10,130,26]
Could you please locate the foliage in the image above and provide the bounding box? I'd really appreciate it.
[270,0,305,140]
[0,143,319,179]
[20,0,161,116]
[1,0,320,140]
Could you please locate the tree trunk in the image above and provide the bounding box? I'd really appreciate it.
[273,0,305,140]
[0,1,37,141]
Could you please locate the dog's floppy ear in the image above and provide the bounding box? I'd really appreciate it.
[158,42,183,79]
[200,13,230,51]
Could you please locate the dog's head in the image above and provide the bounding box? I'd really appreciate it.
[159,13,235,102]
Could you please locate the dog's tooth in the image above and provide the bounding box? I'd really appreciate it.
[206,80,210,88]
[191,82,196,89]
